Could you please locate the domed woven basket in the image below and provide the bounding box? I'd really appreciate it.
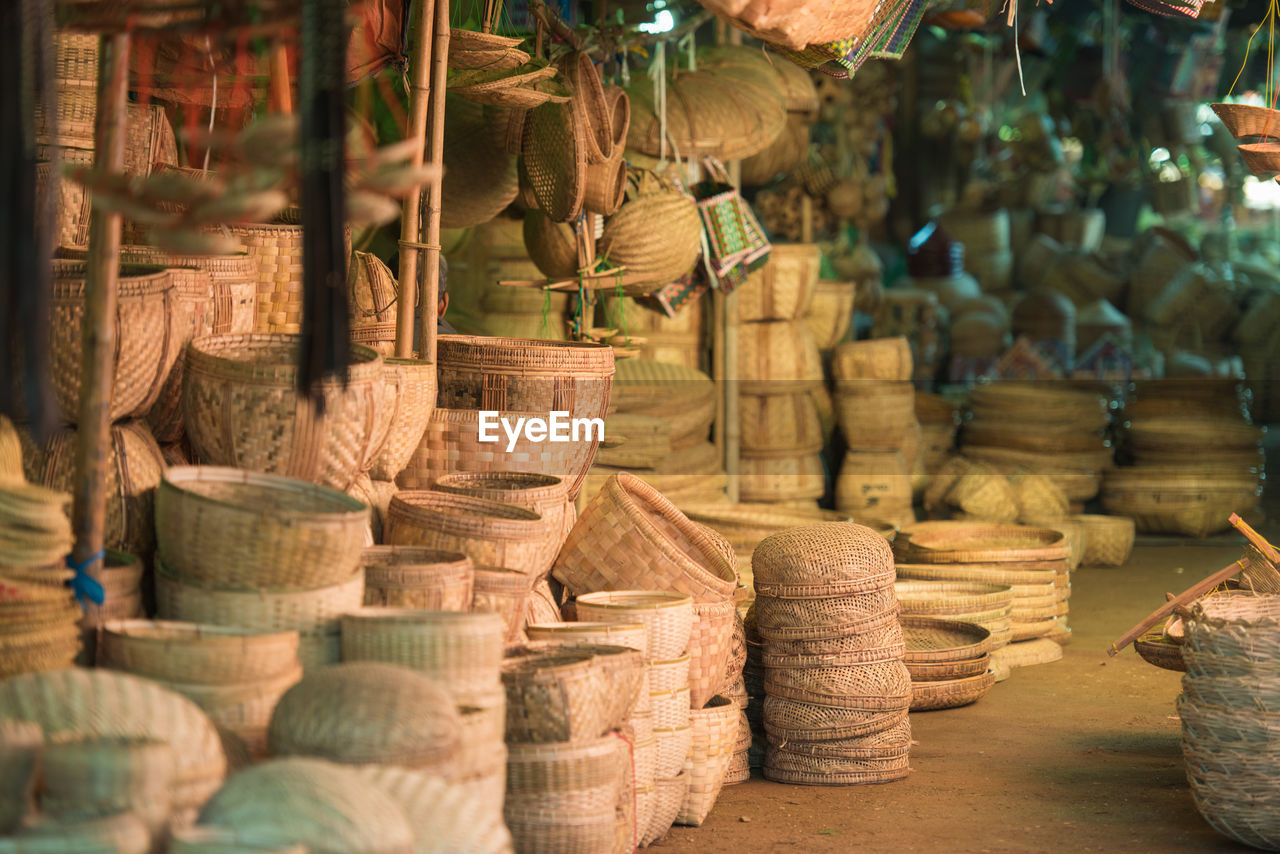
[752,522,895,597]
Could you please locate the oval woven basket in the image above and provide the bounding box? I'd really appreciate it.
[736,244,820,322]
[505,735,628,853]
[689,599,738,709]
[156,466,370,591]
[437,333,614,415]
[431,471,571,566]
[182,334,383,491]
[737,320,823,394]
[99,619,301,686]
[472,566,534,643]
[339,608,505,698]
[751,522,896,596]
[385,490,549,578]
[360,546,475,611]
[367,357,437,483]
[762,695,908,744]
[502,643,644,743]
[895,580,1015,617]
[49,261,181,423]
[675,695,739,827]
[895,521,1070,564]
[627,70,781,161]
[346,250,399,357]
[525,621,647,651]
[268,662,461,769]
[910,669,997,712]
[600,170,703,288]
[524,208,580,279]
[574,590,695,660]
[555,472,737,604]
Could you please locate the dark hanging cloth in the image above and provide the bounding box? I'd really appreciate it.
[298,0,353,397]
[0,0,57,437]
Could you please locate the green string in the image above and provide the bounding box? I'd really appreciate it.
[613,272,628,343]
[540,285,552,336]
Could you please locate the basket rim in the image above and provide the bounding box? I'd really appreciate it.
[161,465,369,520]
[99,618,300,649]
[575,590,694,611]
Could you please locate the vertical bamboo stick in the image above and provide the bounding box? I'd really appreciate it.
[72,33,130,633]
[418,0,450,363]
[269,44,293,114]
[394,0,436,357]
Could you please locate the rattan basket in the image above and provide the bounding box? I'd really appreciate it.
[1100,470,1259,538]
[339,608,505,698]
[505,735,628,853]
[366,358,436,483]
[806,279,856,350]
[762,695,908,743]
[739,392,824,456]
[525,621,647,652]
[386,490,549,578]
[156,466,369,590]
[736,244,820,322]
[183,334,383,491]
[737,320,823,394]
[99,619,300,685]
[432,471,571,568]
[895,521,1070,564]
[502,643,644,743]
[675,695,739,827]
[473,566,534,643]
[738,453,826,502]
[600,170,703,289]
[360,546,475,610]
[437,334,614,418]
[221,221,351,334]
[831,337,913,382]
[749,520,897,593]
[574,590,695,660]
[1072,514,1135,567]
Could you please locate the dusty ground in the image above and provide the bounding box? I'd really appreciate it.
[660,536,1272,853]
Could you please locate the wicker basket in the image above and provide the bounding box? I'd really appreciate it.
[739,392,823,456]
[833,380,916,446]
[352,764,514,854]
[738,320,822,394]
[221,221,351,334]
[340,608,505,698]
[399,406,601,500]
[806,279,856,350]
[627,69,780,162]
[347,251,399,357]
[386,490,549,578]
[156,466,370,590]
[183,334,383,491]
[574,590,695,660]
[502,643,644,743]
[895,521,1070,564]
[1100,470,1259,538]
[831,337,913,382]
[22,419,164,561]
[360,546,474,610]
[525,621,647,651]
[752,522,895,595]
[736,244,820,322]
[762,721,912,786]
[834,449,912,521]
[675,695,739,826]
[99,620,300,685]
[1073,514,1135,567]
[268,662,461,769]
[473,566,534,643]
[0,719,41,834]
[600,171,703,288]
[737,453,826,503]
[48,261,181,424]
[688,599,737,709]
[367,358,437,483]
[895,580,1015,616]
[555,472,737,603]
[432,471,571,567]
[505,735,628,854]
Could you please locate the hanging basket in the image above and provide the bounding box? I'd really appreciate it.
[600,170,703,289]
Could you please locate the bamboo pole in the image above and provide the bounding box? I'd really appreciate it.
[1107,558,1249,656]
[72,32,130,635]
[394,0,436,357]
[418,0,450,363]
[269,45,293,114]
[719,27,742,503]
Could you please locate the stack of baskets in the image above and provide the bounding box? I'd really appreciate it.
[1180,593,1280,850]
[98,620,303,763]
[960,382,1114,507]
[734,245,825,509]
[755,523,913,786]
[0,569,81,679]
[501,641,643,853]
[915,392,959,486]
[339,609,508,818]
[895,521,1071,675]
[831,337,919,528]
[901,616,995,711]
[938,209,1014,297]
[154,467,370,670]
[1071,514,1135,567]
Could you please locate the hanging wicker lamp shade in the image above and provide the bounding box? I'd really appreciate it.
[626,70,783,162]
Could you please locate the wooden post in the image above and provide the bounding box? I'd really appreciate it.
[394,0,436,357]
[722,160,741,503]
[418,0,450,363]
[72,32,130,633]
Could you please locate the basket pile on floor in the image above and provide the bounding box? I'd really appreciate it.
[734,245,826,508]
[755,522,913,786]
[831,337,920,527]
[901,616,996,710]
[1179,593,1280,850]
[959,382,1113,506]
[339,608,508,812]
[98,620,303,763]
[154,466,371,670]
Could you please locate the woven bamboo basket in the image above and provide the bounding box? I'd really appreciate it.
[505,735,628,853]
[156,466,369,590]
[763,736,911,785]
[503,644,644,743]
[366,357,436,482]
[833,381,916,449]
[895,580,1015,615]
[473,566,534,643]
[831,337,913,382]
[268,662,461,769]
[36,161,92,249]
[627,69,781,161]
[347,251,399,357]
[688,599,737,709]
[905,651,991,682]
[737,453,826,502]
[583,154,627,217]
[352,764,513,854]
[739,392,823,456]
[736,244,820,322]
[360,546,474,610]
[432,471,571,565]
[0,719,41,834]
[153,665,301,755]
[183,335,383,491]
[385,490,549,578]
[221,221,351,334]
[762,694,908,744]
[525,621,647,651]
[574,590,695,660]
[806,279,856,350]
[340,608,505,698]
[1072,514,1135,567]
[556,472,736,603]
[154,558,362,670]
[895,521,1070,564]
[527,579,563,625]
[524,208,580,279]
[641,771,690,846]
[0,668,225,813]
[910,670,999,712]
[762,655,913,712]
[737,320,823,394]
[94,549,143,620]
[47,261,179,423]
[1100,470,1259,538]
[835,449,912,522]
[751,522,896,595]
[22,420,163,561]
[674,695,738,827]
[99,619,300,685]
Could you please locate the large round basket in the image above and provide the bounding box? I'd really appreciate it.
[431,471,571,568]
[156,466,370,590]
[574,590,695,660]
[339,609,505,698]
[360,546,474,610]
[367,357,437,483]
[99,620,300,685]
[182,334,383,491]
[385,490,549,578]
[436,334,614,418]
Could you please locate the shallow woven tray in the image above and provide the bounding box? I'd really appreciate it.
[909,670,996,711]
[895,522,1069,564]
[905,654,991,682]
[895,581,1015,616]
[990,637,1064,670]
[1134,630,1186,672]
[900,616,993,665]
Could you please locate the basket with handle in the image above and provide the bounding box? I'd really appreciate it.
[347,251,400,357]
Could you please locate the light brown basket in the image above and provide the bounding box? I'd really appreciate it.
[627,69,780,161]
[351,764,513,854]
[367,358,437,483]
[834,449,912,522]
[910,669,997,711]
[555,472,737,604]
[520,97,588,222]
[182,334,383,491]
[1073,514,1135,567]
[689,599,737,709]
[386,490,549,578]
[340,608,505,698]
[740,392,822,462]
[360,546,475,610]
[558,52,613,163]
[574,590,695,660]
[895,580,1015,616]
[762,722,912,786]
[831,337,913,382]
[833,380,916,448]
[22,420,164,561]
[675,695,739,827]
[472,566,534,643]
[895,521,1070,564]
[599,169,702,288]
[268,662,461,769]
[806,279,856,350]
[736,244,820,322]
[156,466,370,590]
[398,405,601,500]
[524,208,580,279]
[737,320,823,394]
[502,643,644,743]
[737,453,826,502]
[583,154,627,216]
[0,719,41,833]
[506,737,628,853]
[751,521,895,597]
[347,251,399,357]
[99,620,300,685]
[526,621,647,652]
[432,471,571,568]
[222,221,351,334]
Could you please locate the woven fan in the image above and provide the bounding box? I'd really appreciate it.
[449,63,567,108]
[448,29,530,71]
[522,99,587,222]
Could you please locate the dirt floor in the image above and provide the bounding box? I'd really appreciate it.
[660,534,1274,853]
